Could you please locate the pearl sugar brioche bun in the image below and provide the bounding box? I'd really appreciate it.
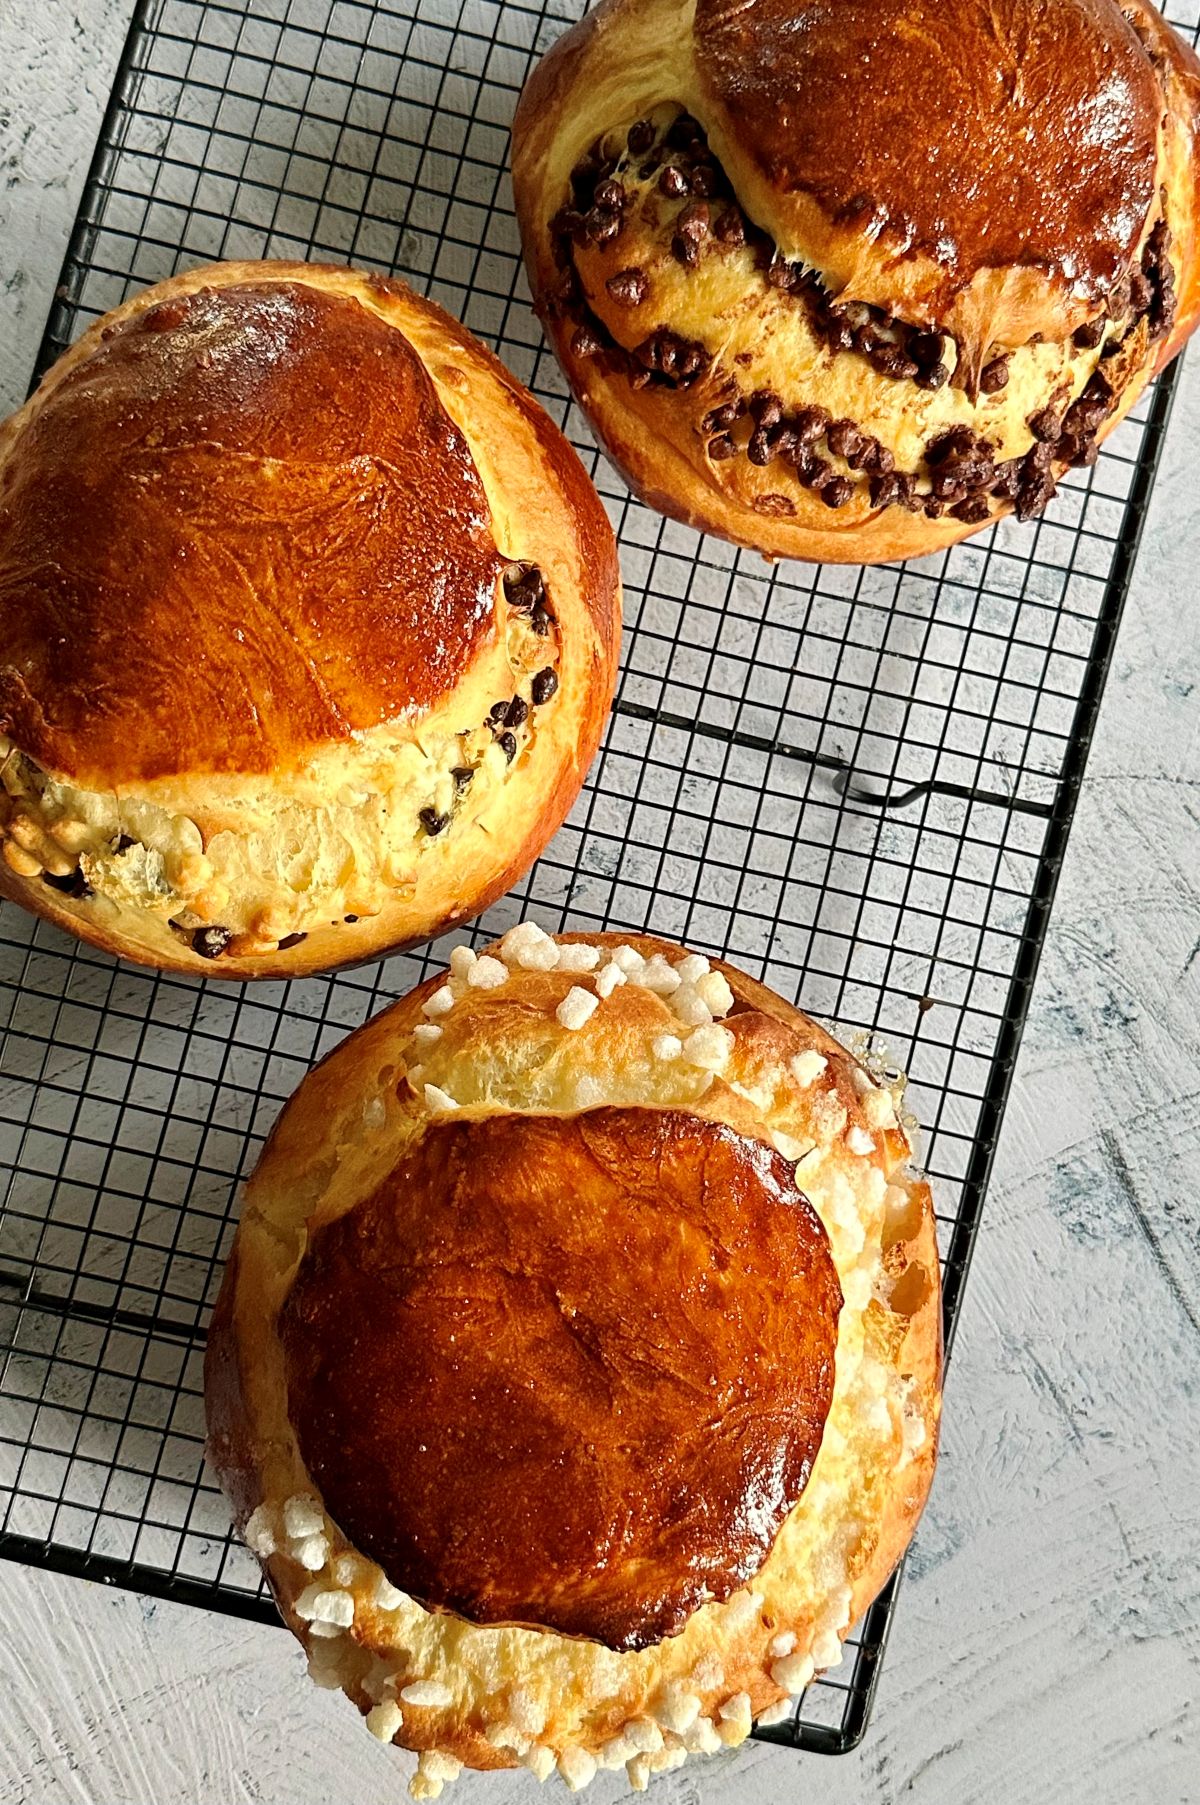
[205,928,942,1795]
[0,261,620,977]
[512,0,1200,564]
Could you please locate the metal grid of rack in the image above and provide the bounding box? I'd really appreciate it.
[2,0,1197,1756]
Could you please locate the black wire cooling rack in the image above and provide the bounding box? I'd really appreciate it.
[2,0,1198,1761]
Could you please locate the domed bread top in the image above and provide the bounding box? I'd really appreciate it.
[694,0,1161,324]
[281,1105,842,1651]
[0,280,504,787]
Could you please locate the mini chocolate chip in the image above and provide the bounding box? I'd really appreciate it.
[915,361,949,391]
[895,473,919,509]
[419,807,449,836]
[702,401,742,433]
[991,461,1021,500]
[531,667,559,705]
[593,178,624,211]
[871,344,919,381]
[714,209,745,245]
[586,206,621,245]
[769,424,800,458]
[1064,396,1108,436]
[852,323,883,356]
[498,731,518,763]
[672,233,700,268]
[766,259,797,290]
[793,404,831,443]
[677,200,710,240]
[689,165,718,197]
[1072,317,1106,350]
[909,330,944,366]
[606,267,648,306]
[677,343,707,380]
[505,695,530,728]
[666,114,703,149]
[979,356,1010,393]
[43,868,93,900]
[659,165,690,197]
[488,699,511,723]
[749,390,783,428]
[344,914,360,923]
[823,314,855,353]
[277,932,308,950]
[627,120,655,156]
[504,564,544,609]
[862,440,895,474]
[804,457,834,492]
[747,428,774,465]
[629,368,653,390]
[115,833,137,853]
[869,470,903,507]
[451,767,475,791]
[709,433,738,460]
[821,475,854,509]
[930,473,968,503]
[926,426,975,465]
[571,323,604,358]
[826,418,863,459]
[193,926,232,960]
[1128,269,1153,314]
[1028,403,1063,442]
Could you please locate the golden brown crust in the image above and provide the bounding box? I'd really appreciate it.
[0,262,621,977]
[512,0,1200,565]
[281,1104,842,1652]
[205,929,943,1784]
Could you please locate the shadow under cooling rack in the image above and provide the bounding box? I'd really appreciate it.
[3,0,1198,1760]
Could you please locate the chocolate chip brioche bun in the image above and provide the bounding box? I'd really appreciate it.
[512,0,1200,564]
[0,262,619,976]
[205,927,941,1795]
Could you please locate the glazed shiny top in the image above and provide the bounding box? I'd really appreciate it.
[694,0,1162,305]
[281,1104,843,1651]
[0,282,504,784]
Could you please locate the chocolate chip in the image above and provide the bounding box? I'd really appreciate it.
[909,330,944,366]
[676,342,706,379]
[979,355,1010,393]
[747,427,774,465]
[451,767,475,791]
[677,200,710,240]
[923,496,945,519]
[708,433,738,460]
[861,439,895,474]
[804,457,834,492]
[1072,317,1106,350]
[822,312,855,352]
[710,210,743,249]
[115,833,137,852]
[853,323,883,356]
[43,868,92,900]
[488,699,511,723]
[868,471,903,507]
[991,460,1021,500]
[915,361,949,391]
[571,323,604,358]
[659,165,690,197]
[766,259,798,291]
[593,178,625,212]
[504,564,545,610]
[672,233,700,268]
[606,267,648,306]
[769,424,800,458]
[689,165,718,198]
[666,114,703,149]
[929,474,967,504]
[871,344,919,381]
[1128,269,1153,315]
[505,695,530,728]
[749,390,783,428]
[344,914,360,924]
[926,425,976,465]
[821,475,854,509]
[792,404,831,443]
[193,926,232,960]
[419,807,449,836]
[1015,441,1056,520]
[498,731,518,763]
[1028,403,1063,442]
[277,932,308,950]
[1063,395,1108,437]
[702,401,743,433]
[826,418,863,459]
[627,119,655,156]
[586,206,621,245]
[531,667,559,705]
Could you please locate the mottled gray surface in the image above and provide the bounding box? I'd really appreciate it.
[1,2,1198,1802]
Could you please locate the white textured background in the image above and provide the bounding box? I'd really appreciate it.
[1,3,1198,1801]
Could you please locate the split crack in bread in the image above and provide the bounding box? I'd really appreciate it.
[205,927,942,1795]
[512,0,1200,564]
[0,261,620,977]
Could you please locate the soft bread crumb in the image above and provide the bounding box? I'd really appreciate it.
[767,1630,796,1658]
[556,987,599,1030]
[846,1125,876,1156]
[812,1630,844,1669]
[771,1651,815,1692]
[401,1680,455,1708]
[772,1130,807,1161]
